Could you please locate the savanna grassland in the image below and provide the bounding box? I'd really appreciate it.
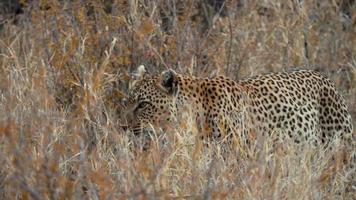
[0,0,355,199]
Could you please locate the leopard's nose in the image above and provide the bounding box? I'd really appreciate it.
[124,111,134,126]
[125,108,142,130]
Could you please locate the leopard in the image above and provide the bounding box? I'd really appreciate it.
[123,65,353,149]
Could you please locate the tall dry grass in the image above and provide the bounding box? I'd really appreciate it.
[0,0,355,199]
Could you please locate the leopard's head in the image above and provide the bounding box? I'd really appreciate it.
[123,66,178,134]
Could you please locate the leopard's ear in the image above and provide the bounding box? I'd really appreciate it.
[132,65,147,79]
[129,65,147,89]
[158,69,177,95]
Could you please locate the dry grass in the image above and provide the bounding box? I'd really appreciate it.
[0,0,355,199]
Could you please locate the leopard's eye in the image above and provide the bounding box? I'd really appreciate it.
[136,101,150,110]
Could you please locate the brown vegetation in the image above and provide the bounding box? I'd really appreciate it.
[0,0,355,199]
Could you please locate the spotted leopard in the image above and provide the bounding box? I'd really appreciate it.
[124,66,353,147]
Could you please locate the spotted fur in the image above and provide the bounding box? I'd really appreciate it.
[124,67,353,145]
